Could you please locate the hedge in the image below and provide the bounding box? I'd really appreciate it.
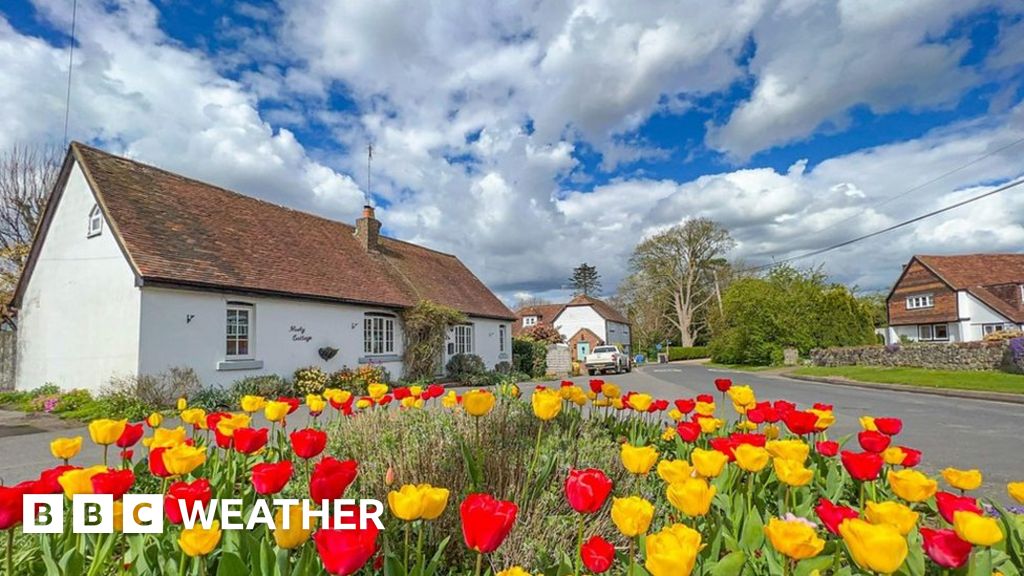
[666,346,710,361]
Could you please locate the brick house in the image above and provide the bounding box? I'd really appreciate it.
[885,254,1024,344]
[514,295,631,361]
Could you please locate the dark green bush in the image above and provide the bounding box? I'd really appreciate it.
[512,338,547,377]
[189,386,235,411]
[446,354,486,383]
[666,346,710,361]
[229,375,293,400]
[53,389,94,413]
[62,391,155,422]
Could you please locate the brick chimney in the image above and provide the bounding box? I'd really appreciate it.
[355,204,381,252]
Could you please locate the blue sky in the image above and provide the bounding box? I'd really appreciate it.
[1,0,1023,303]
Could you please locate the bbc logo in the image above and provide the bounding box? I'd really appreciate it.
[24,494,165,534]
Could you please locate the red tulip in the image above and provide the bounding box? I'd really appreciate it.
[920,527,971,569]
[696,394,714,404]
[560,380,573,388]
[674,399,695,414]
[252,461,293,495]
[747,402,778,424]
[277,396,301,414]
[816,440,839,457]
[588,379,604,394]
[898,446,922,467]
[460,493,518,553]
[91,469,135,500]
[564,469,613,514]
[935,492,981,524]
[393,387,411,400]
[213,428,232,450]
[783,410,819,436]
[812,403,832,411]
[580,535,615,573]
[676,421,701,443]
[651,399,669,412]
[773,400,796,416]
[116,423,145,448]
[377,394,393,406]
[206,412,231,432]
[815,498,859,535]
[424,384,445,399]
[36,465,78,494]
[730,433,766,447]
[714,378,732,392]
[120,449,134,461]
[314,508,380,575]
[290,428,328,460]
[857,430,891,454]
[709,437,737,461]
[840,451,884,481]
[0,481,35,529]
[164,478,212,525]
[310,457,358,502]
[149,447,172,478]
[874,417,903,436]
[233,427,269,454]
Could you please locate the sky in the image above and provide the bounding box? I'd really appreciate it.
[2,0,1023,305]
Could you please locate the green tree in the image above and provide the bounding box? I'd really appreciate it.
[569,262,602,296]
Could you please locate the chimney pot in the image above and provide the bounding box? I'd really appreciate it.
[355,204,381,252]
[362,205,375,219]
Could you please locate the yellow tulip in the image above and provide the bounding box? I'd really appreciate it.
[1009,482,1024,504]
[839,518,908,574]
[568,387,587,407]
[145,427,187,450]
[409,385,424,398]
[735,420,758,431]
[264,400,290,423]
[611,398,624,410]
[50,436,83,461]
[113,501,124,532]
[215,413,251,437]
[773,458,814,487]
[620,444,659,475]
[734,444,770,473]
[146,412,163,428]
[727,385,755,410]
[657,460,693,484]
[766,440,809,464]
[419,485,450,520]
[764,424,780,440]
[668,409,683,421]
[600,383,620,399]
[179,520,222,557]
[887,469,937,503]
[306,394,326,414]
[273,505,312,549]
[162,444,207,476]
[661,427,677,441]
[859,416,877,431]
[808,409,835,430]
[864,501,919,536]
[610,496,654,537]
[694,401,715,416]
[941,468,982,491]
[240,395,266,413]
[645,523,702,576]
[57,465,107,498]
[88,419,128,445]
[629,393,653,412]
[666,478,716,517]
[697,417,723,434]
[953,511,1003,546]
[176,397,187,411]
[355,398,372,410]
[531,389,562,421]
[882,447,907,466]
[180,408,207,429]
[388,484,424,521]
[441,391,459,409]
[764,517,825,560]
[367,383,389,401]
[495,568,532,576]
[691,448,729,478]
[463,390,495,417]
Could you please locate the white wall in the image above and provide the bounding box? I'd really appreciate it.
[443,318,511,371]
[16,163,142,392]
[957,290,1016,341]
[554,306,606,342]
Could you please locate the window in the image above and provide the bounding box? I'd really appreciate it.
[522,316,537,327]
[983,324,1013,335]
[87,204,103,237]
[226,303,252,357]
[499,324,506,353]
[905,294,934,310]
[454,324,473,355]
[363,313,396,355]
[918,323,948,341]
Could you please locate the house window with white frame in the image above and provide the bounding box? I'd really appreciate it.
[364,313,396,356]
[87,204,103,237]
[917,323,948,341]
[905,294,934,310]
[454,324,474,355]
[522,316,537,327]
[226,302,253,357]
[982,323,1013,336]
[499,324,506,353]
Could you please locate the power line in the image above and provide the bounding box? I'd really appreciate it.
[749,176,1024,272]
[62,0,78,146]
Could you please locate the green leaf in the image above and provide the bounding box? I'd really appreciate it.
[739,508,764,552]
[794,556,834,576]
[967,548,993,576]
[217,552,249,576]
[710,551,747,576]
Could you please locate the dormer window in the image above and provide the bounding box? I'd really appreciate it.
[522,316,538,327]
[87,204,103,237]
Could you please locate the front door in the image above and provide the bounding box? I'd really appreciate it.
[576,341,590,362]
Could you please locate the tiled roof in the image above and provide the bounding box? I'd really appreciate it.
[566,294,630,324]
[56,143,515,320]
[915,254,1024,323]
[511,303,565,337]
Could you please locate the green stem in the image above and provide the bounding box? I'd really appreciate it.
[178,549,187,576]
[416,522,425,575]
[6,529,13,576]
[404,522,410,572]
[474,551,483,576]
[576,515,585,576]
[628,538,636,574]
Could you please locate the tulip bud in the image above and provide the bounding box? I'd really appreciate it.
[385,465,395,487]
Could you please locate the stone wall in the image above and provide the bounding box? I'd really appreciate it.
[810,340,1011,371]
[545,344,572,377]
[0,331,14,390]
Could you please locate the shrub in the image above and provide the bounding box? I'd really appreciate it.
[293,366,328,395]
[446,354,486,383]
[189,385,235,411]
[53,389,94,414]
[403,300,468,381]
[0,390,30,407]
[62,390,154,422]
[666,346,709,361]
[512,338,547,377]
[328,364,390,395]
[493,361,512,374]
[228,375,293,400]
[107,367,202,408]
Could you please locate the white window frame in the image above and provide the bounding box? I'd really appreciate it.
[905,294,934,310]
[522,316,537,327]
[363,313,396,356]
[499,324,506,353]
[454,324,474,355]
[87,204,103,237]
[982,323,1013,335]
[918,323,948,341]
[226,302,253,358]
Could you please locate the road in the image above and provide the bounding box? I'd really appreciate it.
[2,362,1020,502]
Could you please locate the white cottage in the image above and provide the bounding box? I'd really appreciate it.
[10,143,515,391]
[513,295,631,362]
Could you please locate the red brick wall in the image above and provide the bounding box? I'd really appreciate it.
[568,328,603,362]
[888,260,958,325]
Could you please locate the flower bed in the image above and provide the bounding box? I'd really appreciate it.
[1,379,1023,575]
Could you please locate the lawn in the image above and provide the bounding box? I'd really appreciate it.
[702,362,777,372]
[792,365,1024,394]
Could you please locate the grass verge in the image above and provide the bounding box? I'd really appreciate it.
[792,365,1024,394]
[702,362,777,372]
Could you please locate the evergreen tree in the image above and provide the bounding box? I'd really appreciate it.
[570,263,602,296]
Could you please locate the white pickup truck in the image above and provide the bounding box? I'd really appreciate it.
[585,345,631,375]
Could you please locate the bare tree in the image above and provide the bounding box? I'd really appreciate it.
[514,295,552,311]
[629,218,734,347]
[614,270,671,352]
[0,143,62,298]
